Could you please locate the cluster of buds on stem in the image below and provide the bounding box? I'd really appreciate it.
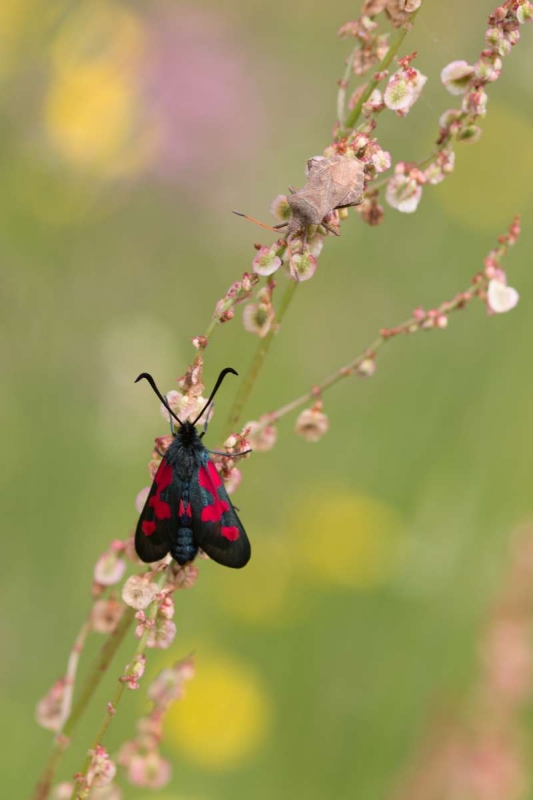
[117,658,194,789]
[337,15,390,77]
[210,428,252,494]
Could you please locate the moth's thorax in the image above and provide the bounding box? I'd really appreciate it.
[165,421,205,477]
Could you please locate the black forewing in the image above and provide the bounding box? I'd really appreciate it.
[190,456,251,569]
[135,456,178,563]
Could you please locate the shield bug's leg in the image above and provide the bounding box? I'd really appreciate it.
[321,222,340,237]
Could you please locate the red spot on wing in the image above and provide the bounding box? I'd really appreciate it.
[222,526,239,541]
[149,460,172,520]
[179,499,192,518]
[198,462,240,541]
[142,520,156,536]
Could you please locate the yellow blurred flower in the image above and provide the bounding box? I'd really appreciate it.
[166,651,272,771]
[291,489,403,588]
[44,3,156,176]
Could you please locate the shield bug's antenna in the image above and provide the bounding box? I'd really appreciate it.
[232,210,287,233]
[135,373,183,427]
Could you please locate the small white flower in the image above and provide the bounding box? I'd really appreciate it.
[440,60,475,95]
[487,280,519,313]
[122,575,159,610]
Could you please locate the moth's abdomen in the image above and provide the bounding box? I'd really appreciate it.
[170,495,197,565]
[171,527,197,565]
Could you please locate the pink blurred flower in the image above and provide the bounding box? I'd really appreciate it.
[140,8,264,188]
[295,405,329,442]
[441,60,475,94]
[91,598,125,634]
[94,549,126,587]
[122,575,159,610]
[127,751,171,789]
[36,678,66,732]
[87,746,116,788]
[384,67,427,116]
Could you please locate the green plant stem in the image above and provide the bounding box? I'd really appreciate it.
[224,280,299,437]
[260,278,488,430]
[340,8,421,135]
[337,44,359,126]
[70,569,170,800]
[32,607,135,800]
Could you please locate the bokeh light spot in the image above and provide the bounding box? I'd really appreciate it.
[43,4,156,176]
[291,489,403,588]
[166,652,272,771]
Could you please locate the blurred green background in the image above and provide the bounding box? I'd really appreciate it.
[3,0,533,797]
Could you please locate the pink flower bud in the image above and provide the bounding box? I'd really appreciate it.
[122,654,146,690]
[252,246,282,277]
[487,279,519,313]
[223,466,242,494]
[357,357,377,377]
[475,52,502,82]
[424,149,455,184]
[462,87,488,117]
[36,678,66,732]
[147,657,195,710]
[91,598,125,634]
[517,1,533,23]
[87,746,116,788]
[94,550,126,587]
[245,419,277,452]
[174,563,199,589]
[439,109,461,129]
[269,194,291,223]
[289,251,318,282]
[440,60,475,94]
[455,125,483,143]
[242,302,275,338]
[362,88,385,115]
[384,68,427,116]
[386,173,423,213]
[146,617,177,649]
[122,575,159,610]
[485,26,512,56]
[372,145,392,172]
[161,391,208,425]
[126,751,171,789]
[295,406,329,443]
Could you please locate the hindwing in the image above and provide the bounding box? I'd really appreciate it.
[135,457,178,563]
[190,456,251,569]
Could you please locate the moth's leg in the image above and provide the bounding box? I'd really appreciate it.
[288,186,298,194]
[199,404,215,438]
[207,448,253,458]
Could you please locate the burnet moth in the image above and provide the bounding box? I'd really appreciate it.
[134,368,251,569]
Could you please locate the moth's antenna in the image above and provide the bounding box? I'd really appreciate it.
[232,210,286,233]
[135,373,183,427]
[192,367,238,427]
